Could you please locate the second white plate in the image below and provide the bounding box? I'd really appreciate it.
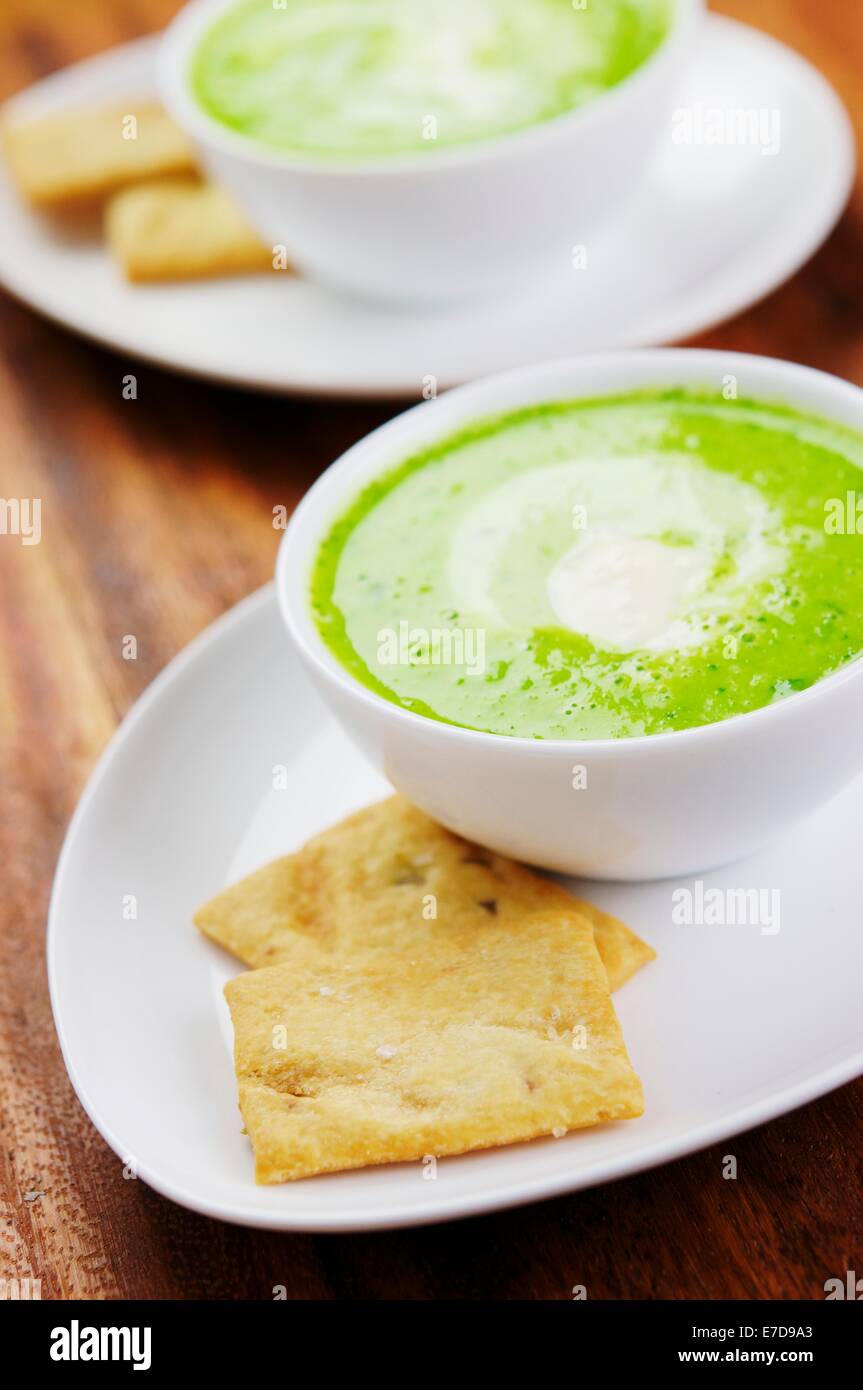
[0,16,855,398]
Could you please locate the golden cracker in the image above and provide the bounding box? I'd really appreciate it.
[2,101,196,208]
[568,897,655,992]
[226,908,644,1182]
[106,178,271,282]
[195,795,654,990]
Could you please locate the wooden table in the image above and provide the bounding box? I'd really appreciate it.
[1,0,860,1301]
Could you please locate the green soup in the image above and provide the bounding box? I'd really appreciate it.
[192,0,672,159]
[311,391,863,740]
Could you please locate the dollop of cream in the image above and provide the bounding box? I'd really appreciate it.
[547,526,712,652]
[448,451,788,654]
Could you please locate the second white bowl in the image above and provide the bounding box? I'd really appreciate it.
[159,0,702,304]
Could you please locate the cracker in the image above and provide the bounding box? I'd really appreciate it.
[568,897,655,992]
[106,178,271,282]
[195,795,654,990]
[2,102,196,208]
[225,908,644,1182]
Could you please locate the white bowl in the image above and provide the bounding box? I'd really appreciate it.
[159,0,702,304]
[276,349,863,881]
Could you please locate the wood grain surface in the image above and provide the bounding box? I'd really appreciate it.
[0,0,861,1301]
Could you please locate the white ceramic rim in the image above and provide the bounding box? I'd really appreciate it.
[277,347,863,756]
[158,0,702,177]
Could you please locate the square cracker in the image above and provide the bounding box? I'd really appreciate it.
[2,102,196,208]
[226,909,644,1182]
[574,899,655,993]
[195,795,654,991]
[106,178,271,282]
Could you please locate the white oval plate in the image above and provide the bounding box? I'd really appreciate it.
[48,587,863,1232]
[1,16,855,399]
